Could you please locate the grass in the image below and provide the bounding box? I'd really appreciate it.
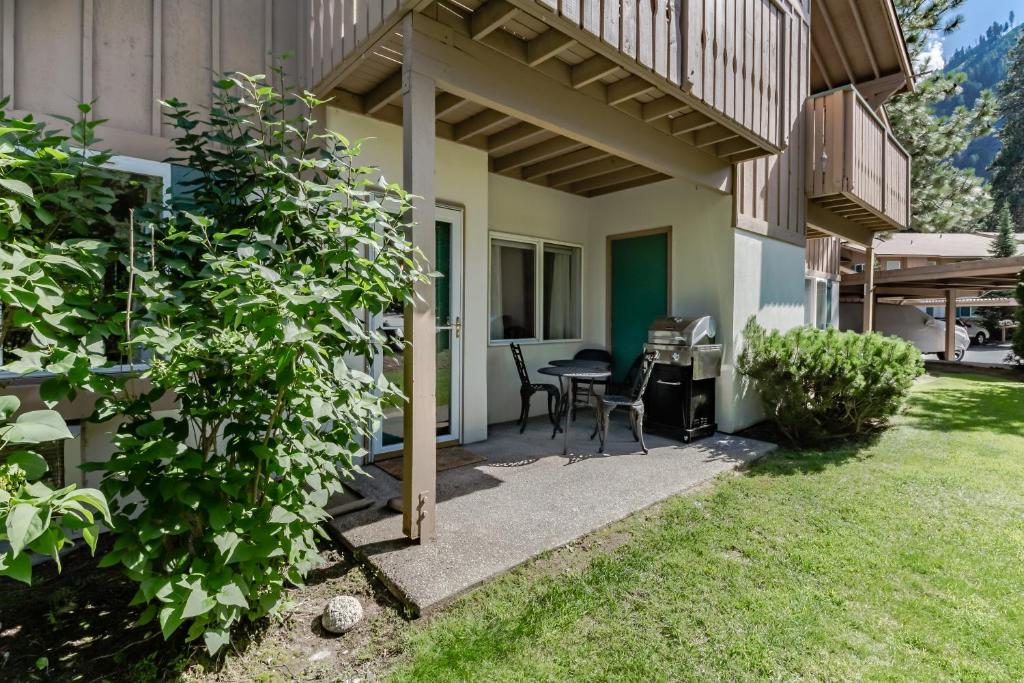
[385,373,1024,681]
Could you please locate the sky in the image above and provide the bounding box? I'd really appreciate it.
[934,0,1024,66]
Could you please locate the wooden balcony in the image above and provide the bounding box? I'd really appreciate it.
[806,86,910,231]
[300,0,802,177]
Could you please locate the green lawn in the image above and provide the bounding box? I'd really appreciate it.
[387,374,1024,681]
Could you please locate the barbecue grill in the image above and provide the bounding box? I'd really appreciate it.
[642,316,722,442]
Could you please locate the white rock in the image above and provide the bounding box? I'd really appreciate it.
[321,595,363,634]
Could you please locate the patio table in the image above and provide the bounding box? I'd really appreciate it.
[549,359,612,420]
[537,365,612,455]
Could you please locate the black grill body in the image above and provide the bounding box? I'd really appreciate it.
[644,363,717,442]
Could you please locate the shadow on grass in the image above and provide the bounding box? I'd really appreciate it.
[904,373,1024,438]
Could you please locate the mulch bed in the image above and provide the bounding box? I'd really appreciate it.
[0,536,412,682]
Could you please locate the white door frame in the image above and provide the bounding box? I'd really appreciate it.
[369,205,464,460]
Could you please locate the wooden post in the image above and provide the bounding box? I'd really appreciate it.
[945,288,957,361]
[401,14,437,543]
[862,245,875,332]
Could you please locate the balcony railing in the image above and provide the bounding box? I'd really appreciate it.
[301,0,794,155]
[806,86,911,230]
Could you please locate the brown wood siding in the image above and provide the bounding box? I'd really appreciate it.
[298,0,404,95]
[805,235,840,278]
[733,2,808,246]
[0,0,299,160]
[805,85,910,229]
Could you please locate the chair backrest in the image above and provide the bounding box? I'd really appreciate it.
[510,343,530,386]
[573,348,613,364]
[629,352,657,402]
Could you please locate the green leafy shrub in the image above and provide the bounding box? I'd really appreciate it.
[0,396,110,583]
[737,318,924,445]
[88,73,426,653]
[1,104,117,584]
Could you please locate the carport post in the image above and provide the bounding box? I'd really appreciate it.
[945,289,957,360]
[401,14,437,544]
[863,245,875,332]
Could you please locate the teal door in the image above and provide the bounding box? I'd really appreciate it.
[610,232,669,383]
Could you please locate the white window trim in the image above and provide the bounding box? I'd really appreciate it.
[488,231,584,346]
[0,155,172,381]
[804,275,838,330]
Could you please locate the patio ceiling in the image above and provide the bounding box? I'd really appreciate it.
[324,0,763,197]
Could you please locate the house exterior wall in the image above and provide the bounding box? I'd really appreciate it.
[0,0,300,160]
[322,106,801,435]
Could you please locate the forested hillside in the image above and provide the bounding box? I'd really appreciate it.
[938,19,1021,178]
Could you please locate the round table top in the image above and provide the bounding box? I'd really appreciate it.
[548,358,611,369]
[538,365,612,380]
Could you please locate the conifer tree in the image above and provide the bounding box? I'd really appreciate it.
[990,30,1024,230]
[888,0,997,232]
[988,204,1018,257]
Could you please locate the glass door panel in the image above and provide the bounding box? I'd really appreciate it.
[372,207,462,458]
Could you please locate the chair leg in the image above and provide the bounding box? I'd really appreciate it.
[591,402,602,440]
[629,410,639,441]
[636,407,648,454]
[599,405,614,453]
[519,393,532,434]
[547,390,559,430]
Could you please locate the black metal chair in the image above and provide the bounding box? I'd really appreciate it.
[570,348,613,419]
[591,352,657,454]
[510,343,561,434]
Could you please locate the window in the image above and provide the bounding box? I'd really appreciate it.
[804,276,836,330]
[853,263,865,273]
[489,234,582,343]
[884,260,901,270]
[0,156,170,374]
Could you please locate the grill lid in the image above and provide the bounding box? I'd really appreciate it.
[647,316,717,347]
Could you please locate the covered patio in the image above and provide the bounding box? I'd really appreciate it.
[330,417,775,613]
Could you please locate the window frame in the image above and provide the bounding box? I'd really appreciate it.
[488,231,584,346]
[804,275,837,330]
[0,154,172,381]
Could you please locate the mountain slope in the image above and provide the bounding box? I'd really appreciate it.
[936,21,1022,179]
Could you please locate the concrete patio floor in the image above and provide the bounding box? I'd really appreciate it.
[329,415,776,614]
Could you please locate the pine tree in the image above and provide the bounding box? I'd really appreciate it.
[977,204,1017,337]
[888,0,998,232]
[988,204,1017,257]
[1013,270,1024,362]
[990,30,1024,231]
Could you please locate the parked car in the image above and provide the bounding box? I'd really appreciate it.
[937,317,988,346]
[839,303,969,361]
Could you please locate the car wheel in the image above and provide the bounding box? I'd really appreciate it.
[954,348,966,362]
[975,332,986,346]
[935,352,946,361]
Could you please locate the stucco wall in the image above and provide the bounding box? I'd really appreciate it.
[321,109,807,437]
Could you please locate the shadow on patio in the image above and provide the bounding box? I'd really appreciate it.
[329,414,775,613]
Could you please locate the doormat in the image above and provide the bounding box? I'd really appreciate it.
[374,447,486,480]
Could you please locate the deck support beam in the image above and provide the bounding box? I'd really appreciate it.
[409,13,731,193]
[945,288,957,360]
[863,244,875,333]
[402,15,437,544]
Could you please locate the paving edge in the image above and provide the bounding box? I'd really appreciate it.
[324,440,777,617]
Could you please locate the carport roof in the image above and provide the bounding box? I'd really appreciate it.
[842,255,1024,297]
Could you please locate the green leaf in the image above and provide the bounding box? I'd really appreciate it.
[4,410,72,444]
[158,605,184,640]
[0,395,20,420]
[269,506,297,524]
[0,551,33,585]
[216,582,248,609]
[181,583,214,619]
[6,503,47,554]
[4,450,48,481]
[203,628,230,655]
[0,177,33,199]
